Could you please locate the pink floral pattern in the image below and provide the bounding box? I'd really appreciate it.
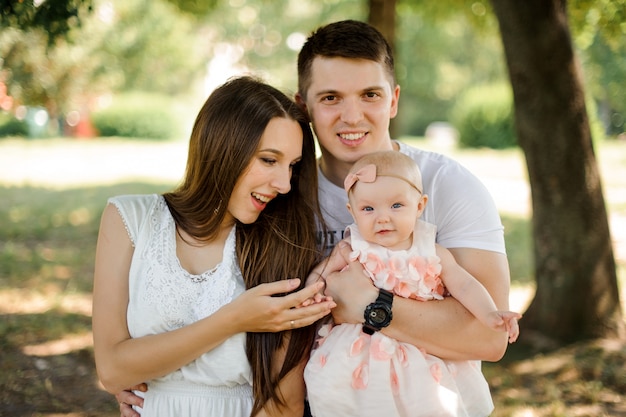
[430,363,442,383]
[348,222,446,301]
[371,336,396,361]
[352,362,369,390]
[304,220,494,416]
[350,334,368,357]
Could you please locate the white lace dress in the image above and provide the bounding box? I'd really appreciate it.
[110,194,253,417]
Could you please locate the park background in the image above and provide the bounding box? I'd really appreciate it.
[1,0,625,416]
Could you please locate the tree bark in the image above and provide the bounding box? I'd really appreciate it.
[368,0,396,53]
[490,0,624,344]
[368,0,398,136]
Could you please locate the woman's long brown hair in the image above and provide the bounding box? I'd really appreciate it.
[163,76,326,414]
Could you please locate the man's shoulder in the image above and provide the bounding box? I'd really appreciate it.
[397,140,453,164]
[396,140,469,179]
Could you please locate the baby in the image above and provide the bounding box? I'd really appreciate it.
[304,150,521,417]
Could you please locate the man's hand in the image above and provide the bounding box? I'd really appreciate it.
[115,383,146,417]
[322,241,378,325]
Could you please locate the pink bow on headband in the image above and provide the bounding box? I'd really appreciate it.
[344,164,377,192]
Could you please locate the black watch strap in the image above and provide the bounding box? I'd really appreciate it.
[362,288,394,335]
[363,324,377,335]
[377,288,394,305]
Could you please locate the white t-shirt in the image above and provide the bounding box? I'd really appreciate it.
[317,141,505,254]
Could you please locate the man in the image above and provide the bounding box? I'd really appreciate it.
[117,19,513,416]
[297,19,512,361]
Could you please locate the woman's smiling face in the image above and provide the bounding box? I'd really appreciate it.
[224,117,304,226]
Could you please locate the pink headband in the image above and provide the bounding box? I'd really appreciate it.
[344,164,422,193]
[344,164,377,191]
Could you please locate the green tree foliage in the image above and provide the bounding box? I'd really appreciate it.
[0,0,623,137]
[1,0,202,124]
[164,0,219,15]
[0,0,93,43]
[94,0,204,94]
[91,93,179,139]
[451,83,516,149]
[569,0,626,135]
[0,111,27,137]
[395,0,625,137]
[194,0,365,92]
[394,2,506,135]
[569,0,626,50]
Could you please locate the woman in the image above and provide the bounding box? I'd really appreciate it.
[92,76,335,416]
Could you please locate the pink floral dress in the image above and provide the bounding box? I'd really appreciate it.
[304,220,494,417]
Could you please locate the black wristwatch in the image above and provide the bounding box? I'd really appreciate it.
[362,288,394,335]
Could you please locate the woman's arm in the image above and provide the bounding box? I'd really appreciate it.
[93,204,334,394]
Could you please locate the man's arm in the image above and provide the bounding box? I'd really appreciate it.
[324,242,511,361]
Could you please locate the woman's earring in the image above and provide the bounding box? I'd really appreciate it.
[214,199,222,215]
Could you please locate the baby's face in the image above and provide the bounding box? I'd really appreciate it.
[347,176,424,250]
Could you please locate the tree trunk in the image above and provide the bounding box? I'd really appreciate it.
[368,0,398,136]
[490,0,624,345]
[368,0,396,52]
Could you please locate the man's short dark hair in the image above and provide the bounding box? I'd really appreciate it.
[297,20,396,99]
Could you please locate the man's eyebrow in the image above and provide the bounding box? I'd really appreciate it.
[314,89,339,97]
[314,86,386,97]
[362,85,386,92]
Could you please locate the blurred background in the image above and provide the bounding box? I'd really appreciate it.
[1,0,623,142]
[1,0,625,415]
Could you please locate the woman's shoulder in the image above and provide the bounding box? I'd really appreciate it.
[107,194,164,216]
[108,193,160,207]
[107,195,164,243]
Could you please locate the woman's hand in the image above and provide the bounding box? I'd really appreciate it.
[228,279,336,333]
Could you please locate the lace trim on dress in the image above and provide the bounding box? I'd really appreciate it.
[140,197,239,329]
[112,203,135,248]
[185,265,219,283]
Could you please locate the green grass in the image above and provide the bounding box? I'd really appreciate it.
[0,182,172,416]
[502,214,534,286]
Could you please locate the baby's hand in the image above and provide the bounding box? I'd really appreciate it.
[486,311,522,343]
[298,278,332,307]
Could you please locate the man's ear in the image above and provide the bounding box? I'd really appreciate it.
[389,84,401,119]
[294,92,307,112]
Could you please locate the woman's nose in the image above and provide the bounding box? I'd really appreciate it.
[272,167,292,194]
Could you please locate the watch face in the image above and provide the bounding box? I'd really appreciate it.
[368,306,389,325]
